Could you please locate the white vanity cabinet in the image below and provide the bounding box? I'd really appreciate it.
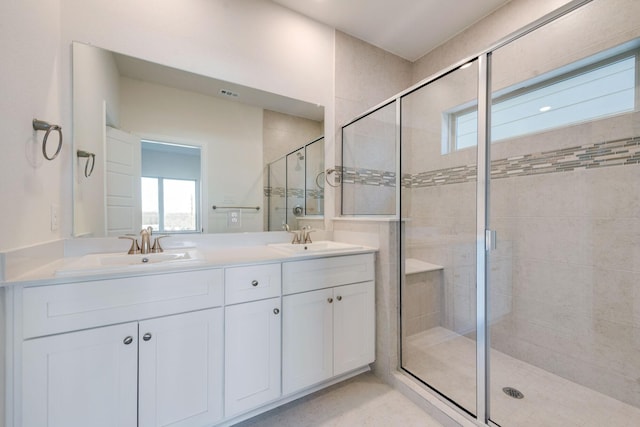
[224,263,282,417]
[22,322,139,427]
[138,309,223,427]
[19,269,224,427]
[281,254,375,395]
[12,249,376,427]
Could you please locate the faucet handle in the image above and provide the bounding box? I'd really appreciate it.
[303,227,315,244]
[119,236,141,254]
[151,235,169,253]
[291,230,302,244]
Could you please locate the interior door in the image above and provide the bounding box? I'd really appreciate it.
[106,126,141,236]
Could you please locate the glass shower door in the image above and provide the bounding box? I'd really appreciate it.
[487,1,640,425]
[400,61,479,415]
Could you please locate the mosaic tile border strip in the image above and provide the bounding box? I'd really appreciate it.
[304,136,639,192]
[407,136,640,189]
[338,166,396,187]
[264,187,324,200]
[264,186,285,197]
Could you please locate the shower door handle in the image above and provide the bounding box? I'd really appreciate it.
[485,229,497,251]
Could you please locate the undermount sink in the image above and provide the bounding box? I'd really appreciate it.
[268,240,363,255]
[55,249,205,276]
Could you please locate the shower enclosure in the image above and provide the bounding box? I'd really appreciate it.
[344,1,640,425]
[267,137,324,231]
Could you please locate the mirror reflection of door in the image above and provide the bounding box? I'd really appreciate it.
[140,140,202,233]
[105,126,141,236]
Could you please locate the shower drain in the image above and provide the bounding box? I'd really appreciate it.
[502,387,524,399]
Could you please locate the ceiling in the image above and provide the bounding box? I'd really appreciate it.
[271,0,510,61]
[113,51,325,121]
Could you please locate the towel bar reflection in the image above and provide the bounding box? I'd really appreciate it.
[212,205,260,211]
[32,119,63,161]
[77,150,96,177]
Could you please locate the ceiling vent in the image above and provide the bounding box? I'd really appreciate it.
[219,89,239,98]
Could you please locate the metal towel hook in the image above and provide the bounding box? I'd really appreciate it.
[76,150,96,177]
[32,119,63,161]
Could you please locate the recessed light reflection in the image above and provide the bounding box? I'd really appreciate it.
[460,62,473,70]
[539,106,552,112]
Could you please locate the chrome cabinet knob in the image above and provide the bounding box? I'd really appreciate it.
[123,336,133,345]
[273,308,280,315]
[143,332,152,341]
[327,297,333,303]
[336,295,342,301]
[251,280,259,287]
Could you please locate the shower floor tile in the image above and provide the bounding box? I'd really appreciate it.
[404,327,640,427]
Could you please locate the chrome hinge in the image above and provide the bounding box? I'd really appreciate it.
[485,229,497,252]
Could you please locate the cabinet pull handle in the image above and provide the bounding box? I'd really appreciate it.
[251,280,259,287]
[327,297,333,303]
[143,333,152,341]
[336,295,342,301]
[273,308,280,315]
[123,336,133,345]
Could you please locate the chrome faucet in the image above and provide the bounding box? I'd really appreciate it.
[119,227,167,254]
[140,227,152,254]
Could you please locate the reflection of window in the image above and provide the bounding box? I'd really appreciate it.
[142,177,198,232]
[445,48,638,153]
[141,140,201,233]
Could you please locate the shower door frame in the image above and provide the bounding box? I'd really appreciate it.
[338,0,597,425]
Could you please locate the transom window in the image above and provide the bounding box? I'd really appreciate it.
[445,47,638,153]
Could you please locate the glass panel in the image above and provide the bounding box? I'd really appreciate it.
[342,101,396,215]
[163,179,196,231]
[268,157,287,231]
[141,177,159,231]
[400,61,478,416]
[488,1,640,425]
[305,138,324,216]
[286,148,305,229]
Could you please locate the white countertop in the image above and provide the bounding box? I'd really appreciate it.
[2,243,377,287]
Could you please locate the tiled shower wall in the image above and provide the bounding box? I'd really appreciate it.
[405,114,640,407]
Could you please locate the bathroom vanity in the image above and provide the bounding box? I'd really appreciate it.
[4,241,375,427]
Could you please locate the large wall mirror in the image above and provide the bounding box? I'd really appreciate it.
[72,42,324,237]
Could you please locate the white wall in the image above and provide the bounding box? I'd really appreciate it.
[0,0,65,252]
[120,77,264,233]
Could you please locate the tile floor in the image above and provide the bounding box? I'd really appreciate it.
[235,372,445,427]
[404,327,640,427]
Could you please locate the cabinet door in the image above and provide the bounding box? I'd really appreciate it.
[225,297,281,417]
[22,322,138,427]
[138,309,223,427]
[333,281,375,376]
[282,288,333,394]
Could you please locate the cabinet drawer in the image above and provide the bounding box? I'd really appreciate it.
[225,263,281,305]
[282,253,374,295]
[22,269,223,339]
